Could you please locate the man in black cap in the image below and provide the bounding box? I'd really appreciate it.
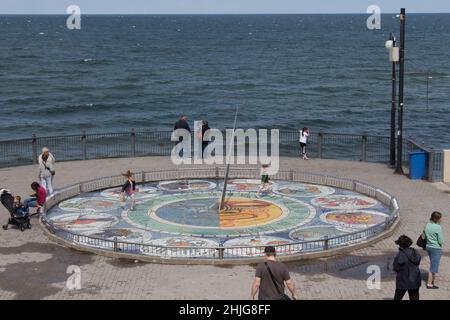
[250,246,297,300]
[393,235,422,300]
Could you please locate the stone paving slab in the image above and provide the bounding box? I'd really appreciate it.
[0,156,449,300]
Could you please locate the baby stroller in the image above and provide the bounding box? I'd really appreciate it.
[1,189,31,232]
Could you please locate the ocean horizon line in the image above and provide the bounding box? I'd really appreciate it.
[2,12,450,16]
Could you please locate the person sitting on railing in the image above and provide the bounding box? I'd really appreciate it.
[23,182,47,214]
[120,170,138,211]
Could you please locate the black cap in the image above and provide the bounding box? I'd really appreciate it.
[264,246,276,254]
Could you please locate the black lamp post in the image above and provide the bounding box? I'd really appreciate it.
[395,8,406,174]
[386,32,397,167]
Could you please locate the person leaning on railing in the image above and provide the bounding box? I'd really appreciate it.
[173,115,191,158]
[201,120,210,159]
[299,127,310,160]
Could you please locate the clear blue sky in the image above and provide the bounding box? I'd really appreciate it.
[0,0,449,14]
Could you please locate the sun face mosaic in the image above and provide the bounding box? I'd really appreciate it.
[46,179,392,257]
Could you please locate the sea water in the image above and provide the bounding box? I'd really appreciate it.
[0,14,449,147]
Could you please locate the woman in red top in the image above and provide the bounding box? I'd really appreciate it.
[24,182,47,213]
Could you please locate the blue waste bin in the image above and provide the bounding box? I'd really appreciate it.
[409,151,428,180]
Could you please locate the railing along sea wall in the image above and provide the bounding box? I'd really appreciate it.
[0,130,444,182]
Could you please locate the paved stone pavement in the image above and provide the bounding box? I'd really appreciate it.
[0,157,449,300]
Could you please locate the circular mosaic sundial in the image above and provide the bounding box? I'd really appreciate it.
[45,178,392,259]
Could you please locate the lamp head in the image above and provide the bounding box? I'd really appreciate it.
[385,40,394,49]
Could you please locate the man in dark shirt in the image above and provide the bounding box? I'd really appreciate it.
[251,246,297,300]
[201,120,210,158]
[174,115,191,137]
[173,115,191,158]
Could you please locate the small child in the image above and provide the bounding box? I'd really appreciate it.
[13,196,29,217]
[256,164,272,198]
[120,170,138,210]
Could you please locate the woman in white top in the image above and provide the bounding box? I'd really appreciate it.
[38,147,55,195]
[299,127,310,160]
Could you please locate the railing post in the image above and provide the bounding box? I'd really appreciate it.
[384,217,390,231]
[323,236,329,251]
[141,171,146,184]
[215,166,219,179]
[218,244,224,259]
[131,128,136,158]
[82,131,87,160]
[113,237,118,252]
[427,150,435,182]
[318,130,323,159]
[361,134,368,162]
[32,134,38,164]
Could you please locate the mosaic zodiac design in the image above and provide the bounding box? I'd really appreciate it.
[222,179,262,192]
[157,180,216,192]
[140,236,219,258]
[59,197,121,212]
[152,197,285,228]
[311,195,377,210]
[152,197,222,228]
[48,212,119,233]
[223,236,300,257]
[289,225,346,241]
[84,228,149,241]
[219,198,285,227]
[320,210,389,232]
[73,228,150,251]
[101,185,159,200]
[222,179,280,192]
[274,182,335,198]
[126,191,313,237]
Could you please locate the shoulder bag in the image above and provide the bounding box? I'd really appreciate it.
[416,231,427,250]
